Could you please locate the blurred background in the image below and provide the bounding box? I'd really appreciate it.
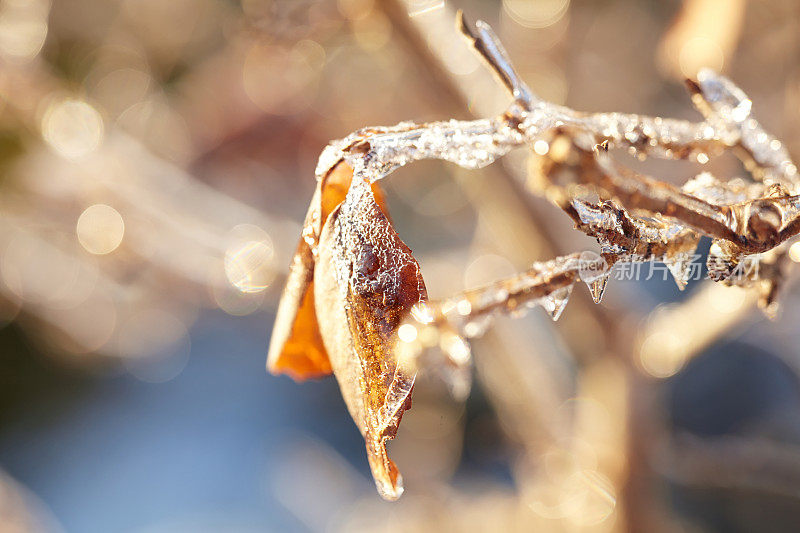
[0,0,799,531]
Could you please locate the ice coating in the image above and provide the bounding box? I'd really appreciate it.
[692,69,798,189]
[682,172,766,206]
[315,176,427,500]
[393,253,606,371]
[274,14,800,500]
[330,17,799,397]
[395,19,799,399]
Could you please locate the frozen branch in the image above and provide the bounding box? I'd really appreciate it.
[304,15,797,391]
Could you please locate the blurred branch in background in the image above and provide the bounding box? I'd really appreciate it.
[0,469,60,532]
[0,0,307,366]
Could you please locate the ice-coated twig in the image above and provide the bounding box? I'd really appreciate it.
[315,22,796,250]
[535,135,800,254]
[304,16,798,387]
[418,252,606,331]
[687,72,798,189]
[457,11,534,110]
[393,251,608,398]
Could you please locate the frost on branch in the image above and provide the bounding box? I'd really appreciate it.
[268,14,798,499]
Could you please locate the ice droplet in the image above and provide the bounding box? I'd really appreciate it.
[757,279,780,320]
[542,285,572,321]
[410,302,435,324]
[586,274,609,304]
[463,314,492,338]
[760,300,780,320]
[440,331,472,366]
[375,472,404,501]
[438,330,473,399]
[696,69,752,123]
[445,366,473,402]
[666,257,690,290]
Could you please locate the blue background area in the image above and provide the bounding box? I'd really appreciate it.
[0,312,368,532]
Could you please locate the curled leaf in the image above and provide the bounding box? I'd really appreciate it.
[267,161,388,380]
[267,238,330,380]
[315,176,426,500]
[267,161,422,499]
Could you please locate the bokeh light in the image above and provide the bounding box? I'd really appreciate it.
[503,0,570,29]
[223,224,275,294]
[42,99,104,159]
[76,204,125,255]
[0,0,49,61]
[639,329,688,378]
[789,241,800,262]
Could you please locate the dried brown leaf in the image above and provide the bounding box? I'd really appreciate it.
[314,175,426,500]
[267,161,390,380]
[267,161,419,499]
